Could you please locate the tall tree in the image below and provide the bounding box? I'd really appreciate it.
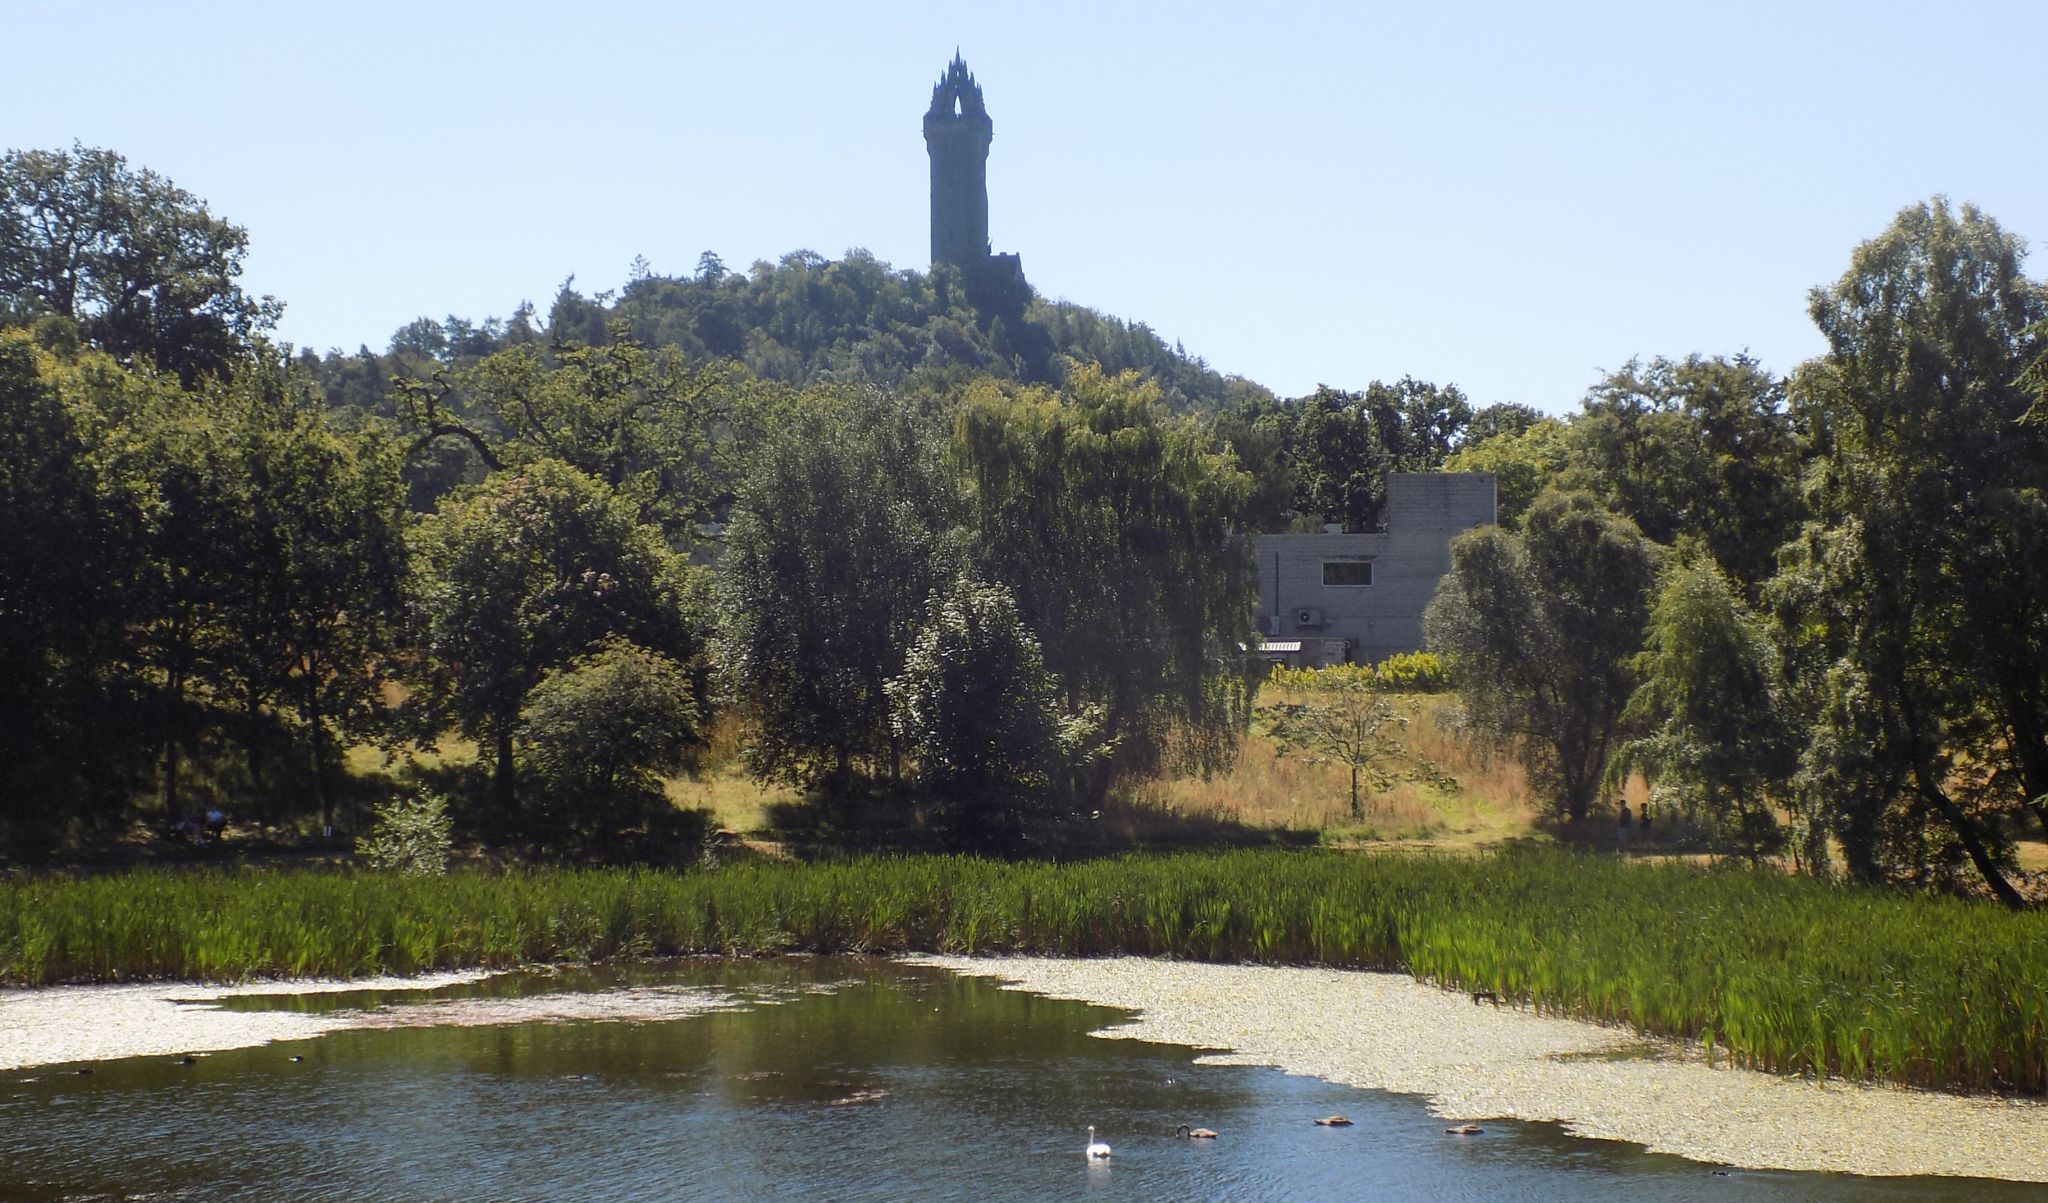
[1425,489,1662,820]
[0,332,157,836]
[716,391,960,786]
[208,365,408,835]
[1771,198,2046,905]
[954,366,1257,790]
[0,144,277,382]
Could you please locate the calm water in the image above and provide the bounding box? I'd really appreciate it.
[0,959,2037,1202]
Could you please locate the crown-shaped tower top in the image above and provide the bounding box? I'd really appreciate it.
[925,51,990,125]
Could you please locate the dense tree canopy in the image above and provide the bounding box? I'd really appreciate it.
[715,392,960,787]
[406,459,701,817]
[1426,490,1663,820]
[955,367,1259,789]
[0,144,276,382]
[1770,198,2047,905]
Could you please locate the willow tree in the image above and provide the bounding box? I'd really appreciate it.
[953,366,1257,792]
[1617,554,1796,862]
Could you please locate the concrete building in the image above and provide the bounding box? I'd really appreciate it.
[1252,473,1497,667]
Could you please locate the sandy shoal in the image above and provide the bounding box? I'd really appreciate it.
[0,970,738,1071]
[908,955,2048,1182]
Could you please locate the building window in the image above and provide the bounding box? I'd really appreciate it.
[1322,558,1372,587]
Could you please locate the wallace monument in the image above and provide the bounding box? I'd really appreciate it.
[923,54,1029,314]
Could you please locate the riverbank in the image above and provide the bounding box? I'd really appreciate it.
[911,955,2048,1182]
[9,851,2048,1093]
[0,970,743,1072]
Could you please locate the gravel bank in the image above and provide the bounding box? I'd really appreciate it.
[0,971,739,1070]
[909,955,2048,1182]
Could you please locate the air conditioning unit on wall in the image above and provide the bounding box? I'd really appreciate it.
[1258,614,1284,637]
[1296,607,1326,629]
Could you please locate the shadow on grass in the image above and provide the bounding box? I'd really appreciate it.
[762,788,1318,862]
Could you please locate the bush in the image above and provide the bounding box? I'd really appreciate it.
[355,793,454,875]
[888,577,1082,849]
[1266,652,1448,694]
[518,638,700,856]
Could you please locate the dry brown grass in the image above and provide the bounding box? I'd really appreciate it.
[1134,688,1541,849]
[336,692,1550,849]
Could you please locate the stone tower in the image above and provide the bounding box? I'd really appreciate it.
[923,52,994,271]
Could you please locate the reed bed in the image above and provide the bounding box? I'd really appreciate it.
[4,850,2045,1094]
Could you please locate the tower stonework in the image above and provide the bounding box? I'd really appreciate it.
[924,53,994,270]
[922,53,1027,315]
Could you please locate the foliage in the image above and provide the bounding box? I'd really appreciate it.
[406,459,700,816]
[0,143,277,382]
[1617,553,1797,861]
[0,332,157,835]
[517,638,700,854]
[0,331,407,835]
[355,793,454,876]
[1571,354,1804,592]
[1426,490,1663,820]
[1222,377,1473,531]
[1769,198,2048,906]
[887,576,1089,847]
[1266,652,1448,694]
[953,366,1258,790]
[9,851,2048,1094]
[1440,417,1574,527]
[397,326,767,537]
[716,391,961,786]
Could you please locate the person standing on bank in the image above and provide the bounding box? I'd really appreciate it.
[1615,800,1632,851]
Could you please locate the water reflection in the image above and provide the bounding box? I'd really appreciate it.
[0,959,2031,1202]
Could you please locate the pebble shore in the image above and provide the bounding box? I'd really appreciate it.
[0,971,737,1071]
[908,955,2048,1182]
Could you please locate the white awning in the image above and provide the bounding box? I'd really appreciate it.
[1259,640,1303,653]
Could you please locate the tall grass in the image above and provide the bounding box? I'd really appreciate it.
[4,850,2045,1094]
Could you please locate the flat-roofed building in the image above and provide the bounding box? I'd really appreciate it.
[1251,472,1496,667]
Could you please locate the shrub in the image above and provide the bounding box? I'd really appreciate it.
[518,638,700,856]
[1266,652,1448,694]
[355,793,454,875]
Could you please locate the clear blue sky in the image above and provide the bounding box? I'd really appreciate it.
[11,1,2045,411]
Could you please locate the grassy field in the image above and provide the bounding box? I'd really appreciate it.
[6,849,2047,1095]
[330,684,1540,854]
[1135,688,1539,848]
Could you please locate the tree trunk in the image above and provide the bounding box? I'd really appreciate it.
[159,666,187,826]
[1915,767,2025,911]
[494,724,518,815]
[307,685,333,840]
[160,736,182,826]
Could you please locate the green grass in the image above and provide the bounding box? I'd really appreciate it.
[5,849,2045,1094]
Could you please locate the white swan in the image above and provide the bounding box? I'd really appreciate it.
[1085,1126,1113,1158]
